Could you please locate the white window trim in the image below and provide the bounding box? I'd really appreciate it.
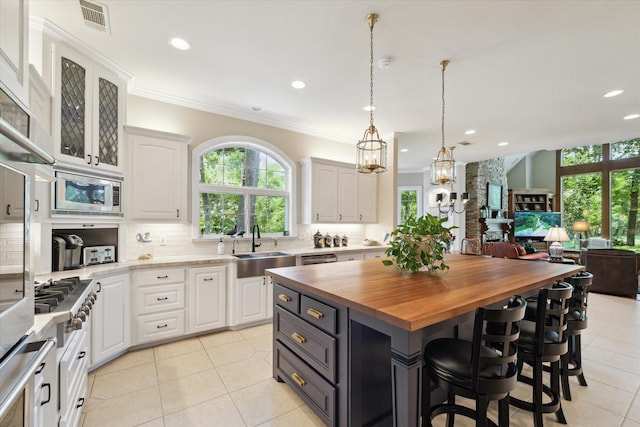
[191,136,297,239]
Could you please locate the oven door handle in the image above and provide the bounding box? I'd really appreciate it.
[0,337,56,420]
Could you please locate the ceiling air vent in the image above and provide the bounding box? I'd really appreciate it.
[79,0,111,34]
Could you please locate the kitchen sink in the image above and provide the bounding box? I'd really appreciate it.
[235,251,296,278]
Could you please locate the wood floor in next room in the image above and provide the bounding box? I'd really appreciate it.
[81,293,640,427]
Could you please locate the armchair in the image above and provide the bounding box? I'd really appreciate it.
[585,249,640,298]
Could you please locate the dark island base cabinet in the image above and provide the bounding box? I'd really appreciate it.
[273,282,348,426]
[272,282,470,427]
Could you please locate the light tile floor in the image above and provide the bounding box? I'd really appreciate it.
[81,293,640,426]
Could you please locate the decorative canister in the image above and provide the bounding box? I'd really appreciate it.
[480,205,488,219]
[324,233,332,247]
[313,230,324,248]
[333,234,341,247]
[342,235,348,247]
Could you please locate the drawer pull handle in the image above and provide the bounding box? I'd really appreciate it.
[157,296,169,301]
[76,397,85,409]
[291,372,306,387]
[291,332,306,344]
[157,324,168,329]
[306,308,324,319]
[278,294,292,302]
[203,277,213,281]
[77,351,86,360]
[157,275,169,279]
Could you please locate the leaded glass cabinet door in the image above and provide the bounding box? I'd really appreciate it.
[55,44,124,174]
[60,56,87,162]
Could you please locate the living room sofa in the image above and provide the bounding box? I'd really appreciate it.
[585,249,640,298]
[483,241,549,261]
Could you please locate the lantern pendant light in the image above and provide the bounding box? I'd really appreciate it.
[356,13,387,174]
[431,59,457,185]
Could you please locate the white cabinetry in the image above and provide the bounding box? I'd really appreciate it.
[28,65,53,157]
[336,252,364,262]
[132,267,186,344]
[188,266,226,333]
[300,157,377,224]
[0,0,29,105]
[234,275,272,326]
[0,167,25,221]
[91,273,130,368]
[32,340,58,427]
[51,43,127,174]
[363,249,387,259]
[125,126,191,222]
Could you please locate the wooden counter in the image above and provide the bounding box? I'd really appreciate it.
[268,254,584,427]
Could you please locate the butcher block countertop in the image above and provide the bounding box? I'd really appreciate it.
[266,254,585,332]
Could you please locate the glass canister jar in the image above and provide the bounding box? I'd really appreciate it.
[313,230,324,248]
[324,232,332,247]
[342,235,348,247]
[333,234,341,247]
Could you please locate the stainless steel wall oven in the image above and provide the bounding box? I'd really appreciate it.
[0,85,55,427]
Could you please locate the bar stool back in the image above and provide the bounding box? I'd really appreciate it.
[562,271,592,400]
[423,296,527,427]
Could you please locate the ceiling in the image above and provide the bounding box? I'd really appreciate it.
[29,0,640,173]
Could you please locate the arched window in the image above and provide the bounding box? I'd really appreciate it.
[192,137,294,238]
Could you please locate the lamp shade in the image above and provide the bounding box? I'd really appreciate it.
[544,226,570,243]
[572,221,589,232]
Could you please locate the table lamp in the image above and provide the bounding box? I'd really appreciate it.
[544,226,570,260]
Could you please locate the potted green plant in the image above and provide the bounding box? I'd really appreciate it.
[382,214,457,273]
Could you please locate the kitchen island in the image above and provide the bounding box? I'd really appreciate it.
[267,254,584,427]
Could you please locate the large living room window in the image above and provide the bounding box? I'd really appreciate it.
[193,138,293,238]
[559,138,640,250]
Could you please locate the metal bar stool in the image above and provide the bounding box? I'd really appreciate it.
[423,296,527,427]
[561,271,592,400]
[512,281,573,427]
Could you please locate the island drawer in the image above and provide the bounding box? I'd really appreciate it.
[274,283,300,314]
[275,341,334,425]
[134,282,185,315]
[300,295,337,334]
[275,306,336,382]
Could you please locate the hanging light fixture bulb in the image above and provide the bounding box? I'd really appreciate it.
[356,13,387,174]
[431,59,457,185]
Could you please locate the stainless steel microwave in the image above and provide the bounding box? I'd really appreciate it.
[53,170,123,216]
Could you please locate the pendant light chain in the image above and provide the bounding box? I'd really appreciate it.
[369,17,375,128]
[440,60,448,150]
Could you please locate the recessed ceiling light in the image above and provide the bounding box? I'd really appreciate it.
[464,129,476,135]
[363,105,376,111]
[624,114,639,120]
[400,148,409,153]
[604,89,624,98]
[498,141,509,146]
[291,80,306,89]
[169,37,190,50]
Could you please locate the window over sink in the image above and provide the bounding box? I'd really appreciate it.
[192,137,294,238]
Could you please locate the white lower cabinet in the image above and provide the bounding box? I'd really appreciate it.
[337,252,364,262]
[91,274,131,368]
[188,266,226,333]
[133,267,186,344]
[234,276,273,325]
[32,340,58,427]
[364,249,387,259]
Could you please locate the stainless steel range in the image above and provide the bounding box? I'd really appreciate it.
[34,276,97,427]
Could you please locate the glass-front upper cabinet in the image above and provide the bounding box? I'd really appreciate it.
[54,43,126,174]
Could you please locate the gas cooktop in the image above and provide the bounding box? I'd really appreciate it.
[34,276,93,314]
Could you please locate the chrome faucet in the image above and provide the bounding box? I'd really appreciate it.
[232,239,239,254]
[252,224,261,252]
